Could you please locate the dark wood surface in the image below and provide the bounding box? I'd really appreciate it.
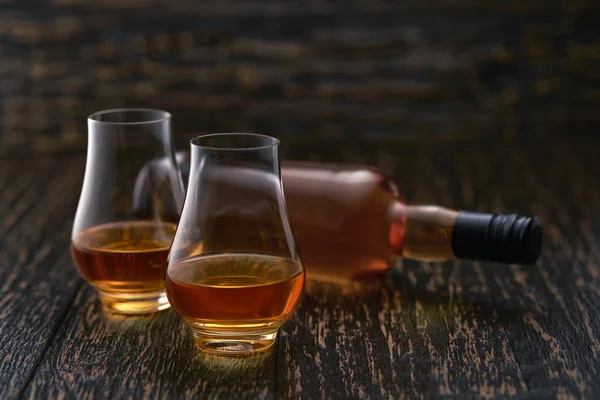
[2,0,600,153]
[1,137,599,399]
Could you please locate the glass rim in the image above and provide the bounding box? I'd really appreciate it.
[88,108,172,126]
[190,133,280,152]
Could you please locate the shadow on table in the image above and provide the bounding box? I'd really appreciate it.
[297,258,536,334]
[98,306,277,397]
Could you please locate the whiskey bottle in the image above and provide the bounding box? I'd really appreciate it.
[136,153,542,283]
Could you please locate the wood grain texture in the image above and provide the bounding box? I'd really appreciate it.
[1,0,600,153]
[421,140,600,398]
[26,286,277,400]
[1,138,600,398]
[478,147,600,398]
[0,157,84,399]
[278,271,528,399]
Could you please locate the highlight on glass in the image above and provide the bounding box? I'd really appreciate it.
[166,133,305,355]
[71,109,184,314]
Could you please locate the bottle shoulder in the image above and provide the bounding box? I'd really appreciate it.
[281,161,403,202]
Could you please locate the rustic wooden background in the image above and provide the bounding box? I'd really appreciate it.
[1,0,600,154]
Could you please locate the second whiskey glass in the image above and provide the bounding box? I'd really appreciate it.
[71,109,184,314]
[166,133,305,355]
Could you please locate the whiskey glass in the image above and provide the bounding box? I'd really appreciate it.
[71,109,185,314]
[166,133,305,355]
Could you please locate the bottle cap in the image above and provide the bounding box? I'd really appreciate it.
[451,212,542,265]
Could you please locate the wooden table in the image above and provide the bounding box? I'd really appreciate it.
[1,137,599,399]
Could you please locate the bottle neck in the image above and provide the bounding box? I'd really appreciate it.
[388,202,542,265]
[388,203,458,262]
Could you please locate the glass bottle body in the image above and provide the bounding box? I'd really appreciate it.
[282,162,402,282]
[162,157,457,282]
[140,155,539,284]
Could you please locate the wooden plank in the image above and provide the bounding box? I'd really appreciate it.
[26,287,276,399]
[476,145,600,398]
[0,162,39,235]
[421,140,600,398]
[277,262,529,399]
[0,157,85,399]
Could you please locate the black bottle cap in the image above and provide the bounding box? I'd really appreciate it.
[451,211,542,265]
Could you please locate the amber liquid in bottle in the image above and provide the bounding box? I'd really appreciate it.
[282,162,407,282]
[166,253,304,330]
[71,221,177,297]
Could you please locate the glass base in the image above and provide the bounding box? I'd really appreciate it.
[98,289,171,315]
[191,328,278,356]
